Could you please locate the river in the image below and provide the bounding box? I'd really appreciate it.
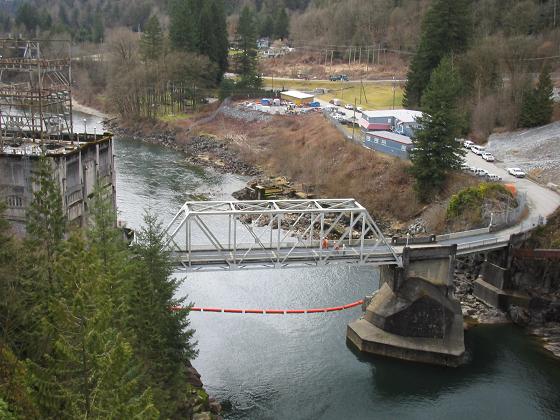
[113,135,560,420]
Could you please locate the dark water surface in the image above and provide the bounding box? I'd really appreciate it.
[114,136,560,420]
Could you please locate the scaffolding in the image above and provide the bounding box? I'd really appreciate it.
[0,38,73,144]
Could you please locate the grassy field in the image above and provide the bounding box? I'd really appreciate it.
[159,112,194,123]
[263,77,404,110]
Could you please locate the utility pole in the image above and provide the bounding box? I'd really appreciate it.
[352,97,357,143]
[392,75,396,110]
[555,0,558,28]
[359,77,363,104]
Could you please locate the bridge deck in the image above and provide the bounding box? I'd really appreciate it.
[163,198,529,272]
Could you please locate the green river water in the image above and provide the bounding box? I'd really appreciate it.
[113,136,560,420]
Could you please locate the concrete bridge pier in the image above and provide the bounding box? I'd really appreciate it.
[347,246,465,367]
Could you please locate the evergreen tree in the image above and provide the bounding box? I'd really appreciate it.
[199,1,218,64]
[15,3,40,33]
[0,345,39,418]
[210,0,230,80]
[237,6,262,90]
[520,84,539,128]
[140,15,163,61]
[129,212,197,416]
[169,0,228,80]
[536,64,554,124]
[0,203,26,353]
[274,7,290,39]
[92,12,104,43]
[520,64,554,128]
[260,14,275,38]
[23,155,66,360]
[410,57,466,201]
[403,0,471,109]
[87,187,134,334]
[0,398,16,420]
[29,233,158,418]
[169,0,198,52]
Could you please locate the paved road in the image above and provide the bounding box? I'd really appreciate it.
[264,76,406,84]
[463,148,560,221]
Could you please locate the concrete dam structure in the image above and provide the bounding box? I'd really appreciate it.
[348,246,465,366]
[1,133,115,235]
[0,39,116,234]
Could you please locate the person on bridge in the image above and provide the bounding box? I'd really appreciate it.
[322,238,329,249]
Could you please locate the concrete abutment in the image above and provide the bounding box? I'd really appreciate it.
[347,246,465,367]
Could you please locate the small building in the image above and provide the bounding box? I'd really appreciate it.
[364,130,413,159]
[280,90,314,106]
[257,37,270,49]
[358,109,423,136]
[391,109,423,137]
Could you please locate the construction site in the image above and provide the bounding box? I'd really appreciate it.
[0,38,115,235]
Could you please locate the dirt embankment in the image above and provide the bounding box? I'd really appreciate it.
[109,101,476,230]
[187,107,475,229]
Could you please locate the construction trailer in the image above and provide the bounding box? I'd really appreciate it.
[0,38,115,235]
[280,90,315,106]
[363,130,412,159]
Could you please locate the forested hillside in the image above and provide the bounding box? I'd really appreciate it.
[1,0,557,134]
[3,0,559,46]
[0,158,208,418]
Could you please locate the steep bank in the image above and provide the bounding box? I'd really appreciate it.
[453,210,560,358]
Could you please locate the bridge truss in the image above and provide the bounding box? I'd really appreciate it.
[164,199,401,271]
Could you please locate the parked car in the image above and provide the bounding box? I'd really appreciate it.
[507,167,526,178]
[344,103,354,110]
[463,140,474,149]
[461,164,470,171]
[471,145,486,155]
[357,106,364,113]
[482,152,495,162]
[474,168,489,177]
[487,174,502,182]
[329,74,349,82]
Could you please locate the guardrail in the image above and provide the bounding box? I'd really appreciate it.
[436,227,490,242]
[456,237,508,252]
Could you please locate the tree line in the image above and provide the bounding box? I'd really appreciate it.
[405,0,555,201]
[0,157,200,418]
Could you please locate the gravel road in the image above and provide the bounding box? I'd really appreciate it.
[485,121,560,185]
[464,149,560,222]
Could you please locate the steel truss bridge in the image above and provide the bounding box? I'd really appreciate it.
[164,199,402,271]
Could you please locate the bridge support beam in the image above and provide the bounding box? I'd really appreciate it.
[347,246,465,367]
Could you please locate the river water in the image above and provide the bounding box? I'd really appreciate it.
[113,136,560,420]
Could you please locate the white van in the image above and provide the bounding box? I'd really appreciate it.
[471,145,486,155]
